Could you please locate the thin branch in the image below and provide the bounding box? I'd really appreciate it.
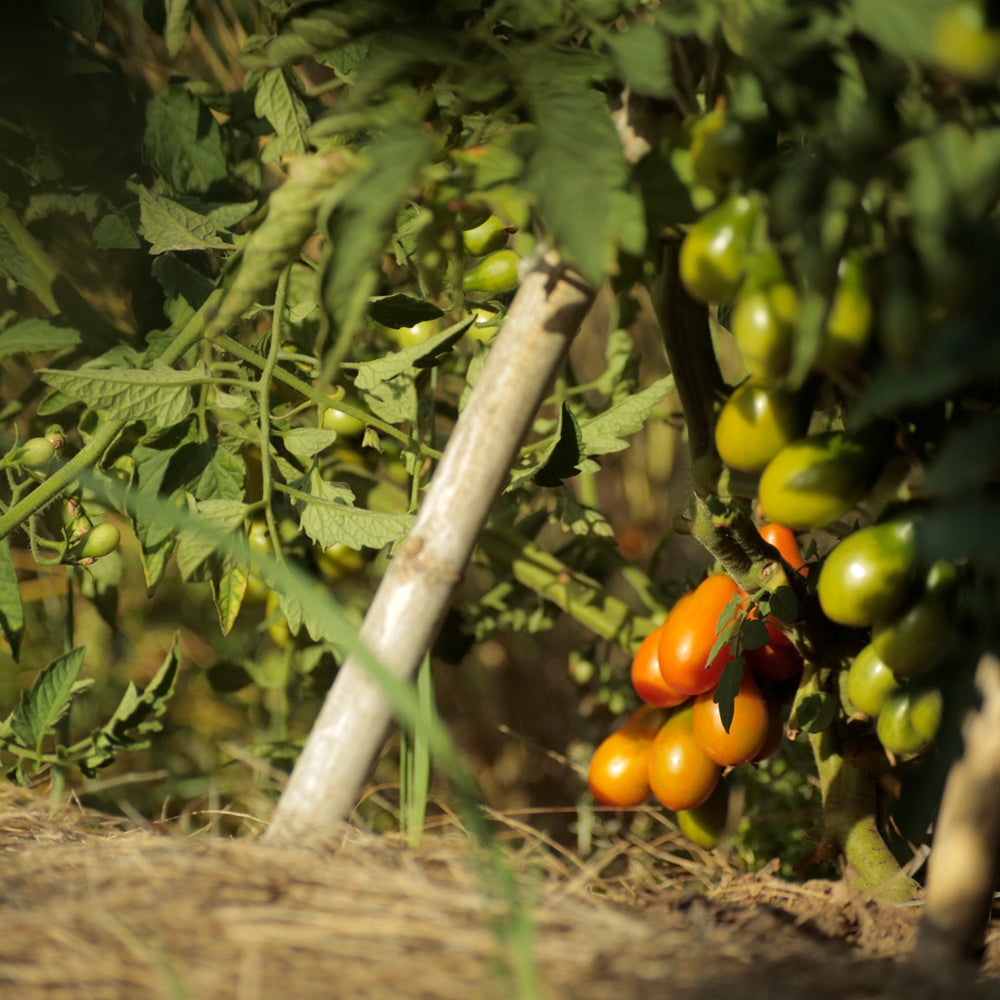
[263,253,595,845]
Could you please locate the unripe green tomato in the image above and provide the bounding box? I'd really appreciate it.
[465,306,503,343]
[846,643,900,717]
[678,194,759,304]
[16,437,56,469]
[816,255,872,372]
[392,319,441,347]
[462,214,510,256]
[321,405,366,438]
[676,780,731,849]
[876,687,942,758]
[79,522,121,560]
[871,596,949,680]
[688,109,748,197]
[714,381,807,473]
[932,2,1000,82]
[817,520,917,628]
[462,249,520,294]
[247,518,273,556]
[731,282,799,382]
[314,541,365,579]
[758,431,878,532]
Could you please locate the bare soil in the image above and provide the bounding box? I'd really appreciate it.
[0,786,996,1000]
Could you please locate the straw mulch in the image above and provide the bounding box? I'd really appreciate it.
[0,786,996,1000]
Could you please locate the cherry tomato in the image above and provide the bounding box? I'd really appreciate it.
[658,575,741,696]
[817,520,917,628]
[631,625,690,708]
[714,381,808,474]
[462,249,520,294]
[871,595,949,680]
[648,705,721,811]
[816,254,872,372]
[392,319,441,347]
[14,437,56,469]
[462,214,510,256]
[731,281,799,382]
[758,522,807,576]
[688,109,747,196]
[587,705,668,807]
[745,641,803,682]
[676,779,731,848]
[846,643,900,718]
[679,193,760,304]
[758,431,880,532]
[314,541,366,580]
[876,686,943,758]
[322,405,366,438]
[692,670,770,767]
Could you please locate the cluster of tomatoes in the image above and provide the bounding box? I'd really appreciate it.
[587,522,806,840]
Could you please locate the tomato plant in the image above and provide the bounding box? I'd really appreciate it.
[714,381,808,474]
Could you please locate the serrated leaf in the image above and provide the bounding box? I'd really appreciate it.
[137,187,235,254]
[713,657,745,734]
[704,592,744,666]
[177,499,251,580]
[281,427,340,459]
[295,469,413,550]
[368,293,444,329]
[606,19,674,98]
[579,376,674,457]
[533,401,584,488]
[93,213,142,250]
[768,586,799,625]
[212,556,249,636]
[39,359,204,427]
[0,540,24,661]
[740,618,771,652]
[10,647,86,746]
[143,86,228,194]
[795,692,837,734]
[255,68,311,162]
[0,318,81,359]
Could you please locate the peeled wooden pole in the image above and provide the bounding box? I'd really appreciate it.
[264,253,594,845]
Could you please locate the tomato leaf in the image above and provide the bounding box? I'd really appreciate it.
[606,19,674,98]
[368,294,444,330]
[740,618,771,652]
[579,375,675,457]
[0,539,24,661]
[254,67,311,163]
[714,657,745,734]
[9,647,90,747]
[533,402,585,488]
[795,692,837,734]
[768,586,799,625]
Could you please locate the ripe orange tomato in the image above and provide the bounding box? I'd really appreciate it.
[658,575,741,696]
[692,671,770,766]
[648,705,721,811]
[631,625,690,708]
[758,522,808,576]
[587,706,667,808]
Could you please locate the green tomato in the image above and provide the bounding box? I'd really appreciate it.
[876,687,942,758]
[466,305,503,343]
[679,194,760,304]
[15,437,56,469]
[816,255,872,372]
[817,520,917,629]
[846,643,900,718]
[65,521,121,563]
[676,780,731,849]
[463,249,520,294]
[731,282,800,382]
[462,214,510,257]
[714,381,808,473]
[688,109,747,197]
[314,541,366,579]
[871,596,949,680]
[758,431,880,532]
[392,319,441,347]
[933,2,1000,82]
[321,405,366,438]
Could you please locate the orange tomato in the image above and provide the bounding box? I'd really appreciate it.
[692,671,770,766]
[648,705,721,811]
[658,575,741,696]
[631,625,690,708]
[759,521,808,576]
[587,706,668,808]
[745,641,803,682]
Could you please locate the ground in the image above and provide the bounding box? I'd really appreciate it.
[0,785,996,1000]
